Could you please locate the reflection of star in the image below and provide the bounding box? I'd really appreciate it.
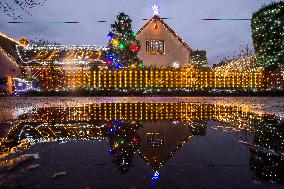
[121,159,128,165]
[152,5,160,15]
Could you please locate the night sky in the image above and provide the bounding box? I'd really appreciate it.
[0,0,280,66]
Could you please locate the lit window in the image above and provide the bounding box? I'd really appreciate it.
[146,40,165,54]
[146,132,164,146]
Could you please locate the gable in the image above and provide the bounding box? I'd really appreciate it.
[137,15,193,52]
[0,47,20,77]
[0,33,22,64]
[137,121,192,170]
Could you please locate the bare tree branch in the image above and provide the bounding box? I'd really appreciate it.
[0,0,46,20]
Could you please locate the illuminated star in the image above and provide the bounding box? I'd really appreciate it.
[152,5,160,15]
[172,62,180,68]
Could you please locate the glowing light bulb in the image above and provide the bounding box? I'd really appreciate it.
[152,5,160,15]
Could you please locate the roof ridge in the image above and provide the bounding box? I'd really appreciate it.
[0,33,20,45]
[137,15,193,52]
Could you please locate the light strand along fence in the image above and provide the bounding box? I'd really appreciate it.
[29,67,265,90]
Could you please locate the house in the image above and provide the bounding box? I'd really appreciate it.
[136,15,194,68]
[0,33,21,94]
[0,49,20,94]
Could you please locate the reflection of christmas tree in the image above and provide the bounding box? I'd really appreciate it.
[107,12,142,69]
[105,120,141,173]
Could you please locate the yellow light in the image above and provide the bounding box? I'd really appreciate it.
[112,39,119,46]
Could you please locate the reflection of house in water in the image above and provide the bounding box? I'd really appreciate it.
[0,102,284,184]
[0,102,261,155]
[138,121,206,170]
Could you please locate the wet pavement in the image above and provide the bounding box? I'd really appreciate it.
[0,97,284,189]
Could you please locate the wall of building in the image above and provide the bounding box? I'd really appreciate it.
[136,18,192,67]
[0,49,20,94]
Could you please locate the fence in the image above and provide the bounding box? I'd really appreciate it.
[28,66,264,91]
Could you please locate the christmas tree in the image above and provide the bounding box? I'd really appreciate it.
[107,12,143,69]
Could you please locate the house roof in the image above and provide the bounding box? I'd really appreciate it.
[137,15,193,52]
[138,134,192,170]
[0,33,23,64]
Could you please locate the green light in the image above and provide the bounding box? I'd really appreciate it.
[118,43,126,49]
[119,139,125,144]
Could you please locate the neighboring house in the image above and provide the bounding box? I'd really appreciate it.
[0,47,20,94]
[136,15,194,68]
[0,33,21,94]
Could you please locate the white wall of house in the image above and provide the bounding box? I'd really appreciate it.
[137,17,193,68]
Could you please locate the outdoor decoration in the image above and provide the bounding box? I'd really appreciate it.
[105,121,141,173]
[188,50,208,69]
[107,12,142,69]
[251,2,284,71]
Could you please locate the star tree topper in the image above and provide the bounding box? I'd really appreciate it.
[152,5,160,15]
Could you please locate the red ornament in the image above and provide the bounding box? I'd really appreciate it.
[132,136,139,143]
[107,123,112,128]
[131,44,139,52]
[106,60,112,65]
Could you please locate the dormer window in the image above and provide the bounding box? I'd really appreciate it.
[146,40,165,54]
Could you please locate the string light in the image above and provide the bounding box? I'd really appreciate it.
[252,2,284,71]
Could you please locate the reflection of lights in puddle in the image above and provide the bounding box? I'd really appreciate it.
[172,121,179,125]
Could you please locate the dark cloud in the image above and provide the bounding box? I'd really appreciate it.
[0,0,280,66]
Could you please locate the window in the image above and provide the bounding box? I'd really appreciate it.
[146,132,164,146]
[146,40,165,54]
[0,78,7,85]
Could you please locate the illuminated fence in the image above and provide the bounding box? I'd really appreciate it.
[64,68,264,90]
[29,67,265,90]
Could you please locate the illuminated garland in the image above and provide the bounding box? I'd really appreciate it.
[0,33,24,63]
[136,15,194,52]
[17,45,108,65]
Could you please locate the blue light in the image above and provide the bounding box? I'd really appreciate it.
[107,33,113,41]
[107,127,116,134]
[152,171,160,180]
[151,171,160,187]
[107,55,114,61]
[108,147,114,153]
[114,120,123,125]
[115,63,122,69]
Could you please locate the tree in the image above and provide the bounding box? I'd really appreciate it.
[0,0,46,20]
[107,12,143,69]
[249,114,284,184]
[251,2,284,72]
